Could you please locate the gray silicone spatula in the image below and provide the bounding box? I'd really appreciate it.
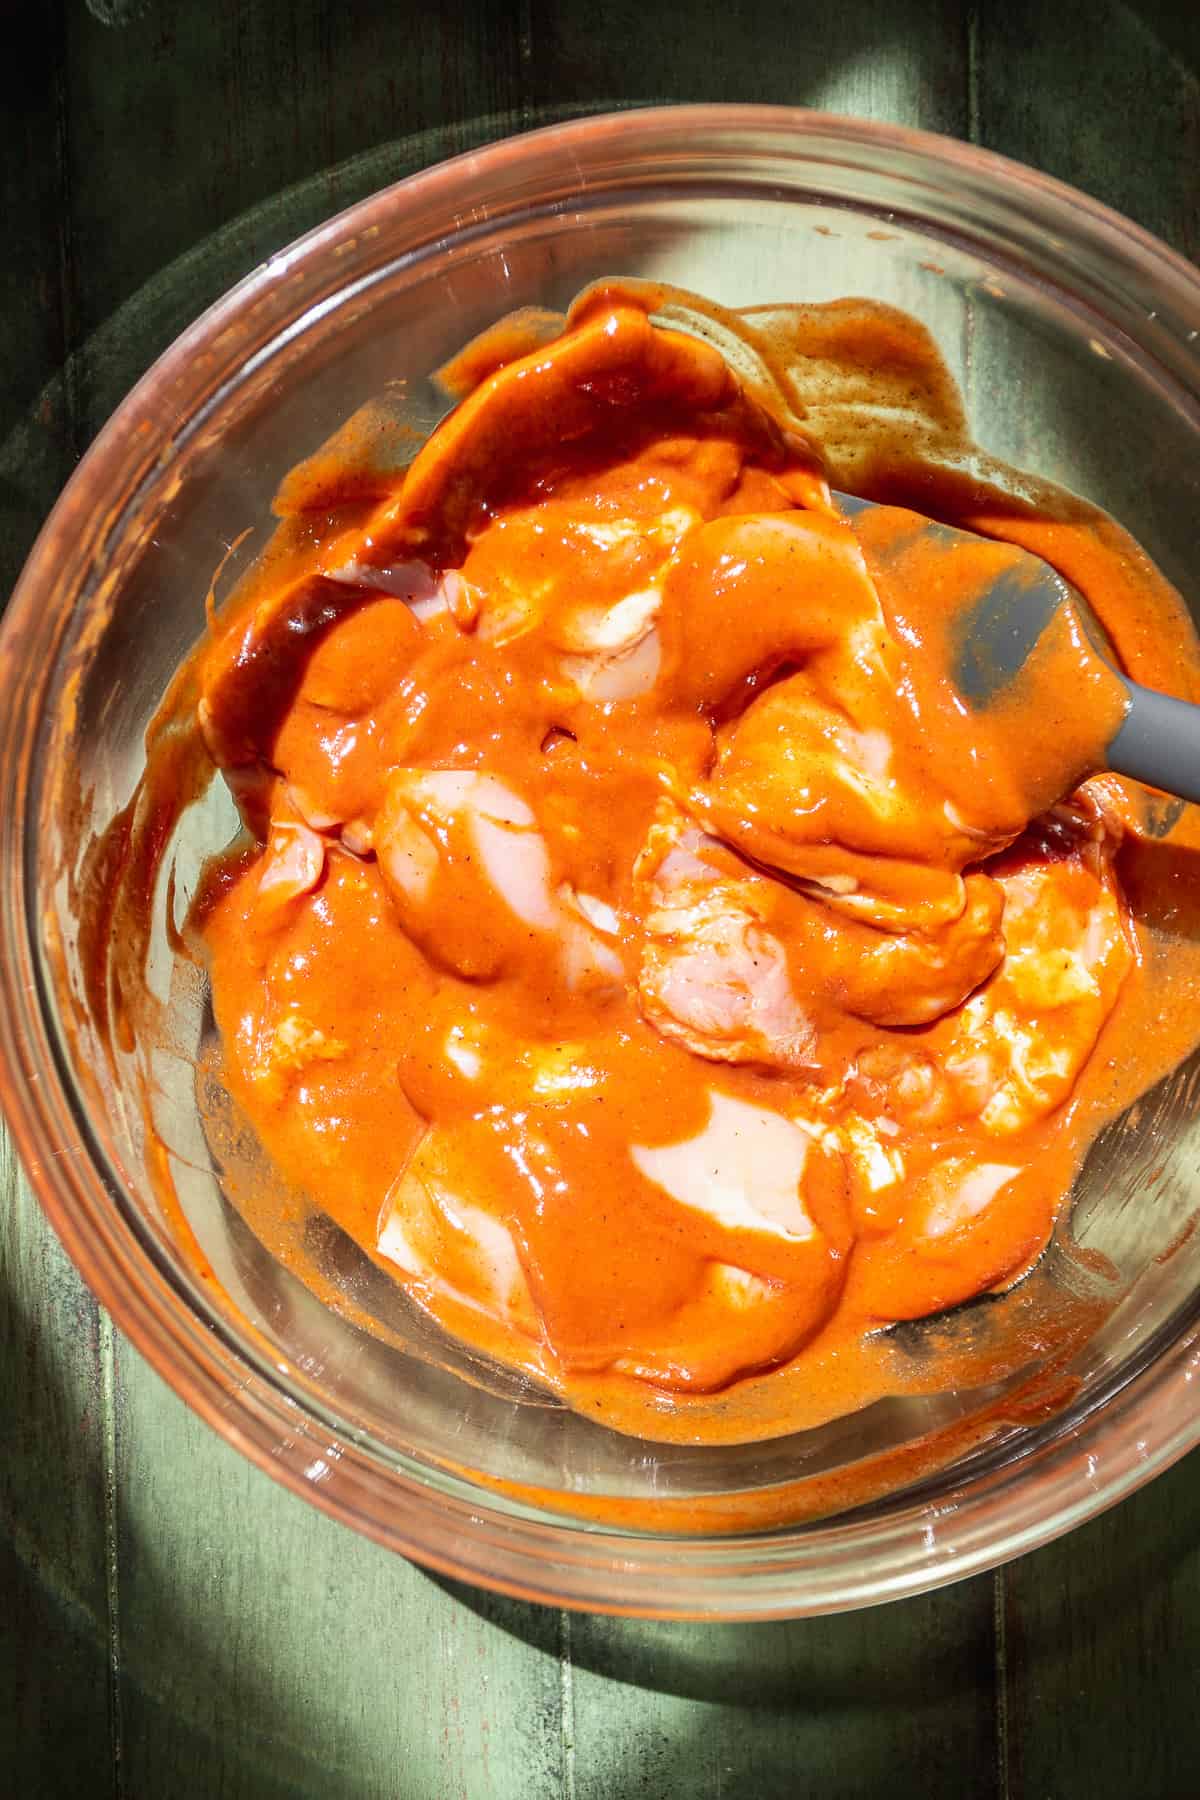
[834,492,1200,806]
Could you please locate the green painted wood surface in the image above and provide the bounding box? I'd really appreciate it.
[2,4,1199,1795]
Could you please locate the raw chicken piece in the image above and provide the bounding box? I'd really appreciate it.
[942,871,1129,1123]
[703,669,1005,882]
[378,1087,849,1394]
[634,806,819,1072]
[799,1109,909,1238]
[457,501,699,700]
[374,769,624,988]
[657,510,893,715]
[846,1153,1042,1321]
[633,802,1003,1065]
[940,823,1132,1135]
[255,812,326,914]
[919,1159,1022,1239]
[378,1129,541,1338]
[617,1087,852,1385]
[819,873,1005,1028]
[605,1260,819,1392]
[854,811,1133,1139]
[657,509,1031,891]
[631,1090,820,1241]
[559,597,663,702]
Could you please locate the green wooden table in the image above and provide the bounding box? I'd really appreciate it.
[4,5,1200,1794]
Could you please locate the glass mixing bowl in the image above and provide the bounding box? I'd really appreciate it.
[3,106,1200,1620]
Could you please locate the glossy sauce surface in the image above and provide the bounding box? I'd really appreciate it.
[191,282,1200,1443]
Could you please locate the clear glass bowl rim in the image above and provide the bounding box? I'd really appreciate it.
[2,103,1200,1620]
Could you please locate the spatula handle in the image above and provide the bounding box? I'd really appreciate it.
[1109,680,1200,804]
